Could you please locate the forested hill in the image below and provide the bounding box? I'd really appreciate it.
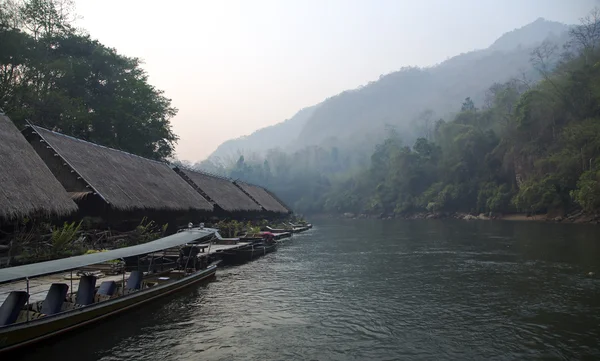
[201,9,600,217]
[205,18,569,163]
[321,11,600,218]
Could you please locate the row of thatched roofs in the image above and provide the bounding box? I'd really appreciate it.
[0,114,290,222]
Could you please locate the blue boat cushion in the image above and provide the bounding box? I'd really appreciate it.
[97,281,117,296]
[76,275,97,305]
[41,283,69,315]
[126,271,143,290]
[0,291,29,326]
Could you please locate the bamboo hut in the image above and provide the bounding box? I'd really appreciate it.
[174,168,263,216]
[23,126,213,223]
[233,181,290,214]
[0,115,77,222]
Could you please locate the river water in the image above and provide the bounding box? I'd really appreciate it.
[21,219,600,360]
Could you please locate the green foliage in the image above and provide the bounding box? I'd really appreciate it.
[131,217,166,246]
[0,0,178,160]
[477,183,514,213]
[84,249,108,254]
[247,226,261,236]
[512,177,561,213]
[50,221,82,256]
[216,220,242,238]
[571,168,600,212]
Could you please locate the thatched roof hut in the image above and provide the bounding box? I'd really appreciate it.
[24,126,213,213]
[0,115,77,221]
[174,168,262,213]
[234,181,290,214]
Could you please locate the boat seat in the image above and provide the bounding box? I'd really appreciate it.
[126,271,143,290]
[15,310,46,323]
[0,291,29,326]
[97,281,117,296]
[76,275,97,305]
[41,283,69,315]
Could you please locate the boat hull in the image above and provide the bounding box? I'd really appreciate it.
[218,243,277,264]
[0,265,217,354]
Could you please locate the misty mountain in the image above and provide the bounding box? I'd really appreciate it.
[295,19,570,150]
[208,106,317,163]
[488,17,568,51]
[206,18,570,163]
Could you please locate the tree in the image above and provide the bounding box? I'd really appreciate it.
[461,97,476,112]
[567,7,600,64]
[0,0,178,160]
[571,167,600,212]
[414,109,435,140]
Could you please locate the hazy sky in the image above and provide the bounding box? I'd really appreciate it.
[74,0,597,162]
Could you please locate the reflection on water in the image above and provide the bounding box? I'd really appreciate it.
[20,220,600,360]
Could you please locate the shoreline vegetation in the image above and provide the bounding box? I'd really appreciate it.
[0,217,307,268]
[318,211,600,224]
[204,9,600,221]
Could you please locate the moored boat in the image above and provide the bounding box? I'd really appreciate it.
[287,222,312,233]
[0,227,218,354]
[217,234,278,264]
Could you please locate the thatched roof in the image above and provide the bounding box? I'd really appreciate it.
[0,115,77,221]
[176,168,262,212]
[29,126,213,212]
[234,182,290,214]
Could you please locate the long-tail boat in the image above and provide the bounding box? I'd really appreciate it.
[217,235,278,264]
[0,227,217,354]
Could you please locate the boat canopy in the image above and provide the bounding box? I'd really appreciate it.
[0,228,215,284]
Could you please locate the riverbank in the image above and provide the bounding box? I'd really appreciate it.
[312,211,600,224]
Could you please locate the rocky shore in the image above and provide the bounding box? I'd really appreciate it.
[326,211,600,224]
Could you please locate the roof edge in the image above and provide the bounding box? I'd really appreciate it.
[26,124,109,205]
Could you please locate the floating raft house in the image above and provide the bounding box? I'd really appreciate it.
[0,116,77,222]
[23,126,213,216]
[174,168,263,215]
[234,181,290,214]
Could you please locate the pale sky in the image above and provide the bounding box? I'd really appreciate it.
[74,0,597,162]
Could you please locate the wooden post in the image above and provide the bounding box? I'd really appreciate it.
[26,278,30,322]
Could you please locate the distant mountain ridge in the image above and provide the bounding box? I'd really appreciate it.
[205,18,570,163]
[489,17,568,51]
[207,106,317,163]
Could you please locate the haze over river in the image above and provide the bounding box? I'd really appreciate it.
[23,219,600,360]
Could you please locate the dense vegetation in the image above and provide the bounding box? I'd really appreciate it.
[211,10,600,217]
[0,0,177,160]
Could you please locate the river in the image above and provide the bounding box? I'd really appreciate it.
[21,219,600,360]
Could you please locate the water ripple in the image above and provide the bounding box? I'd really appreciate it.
[19,220,600,361]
